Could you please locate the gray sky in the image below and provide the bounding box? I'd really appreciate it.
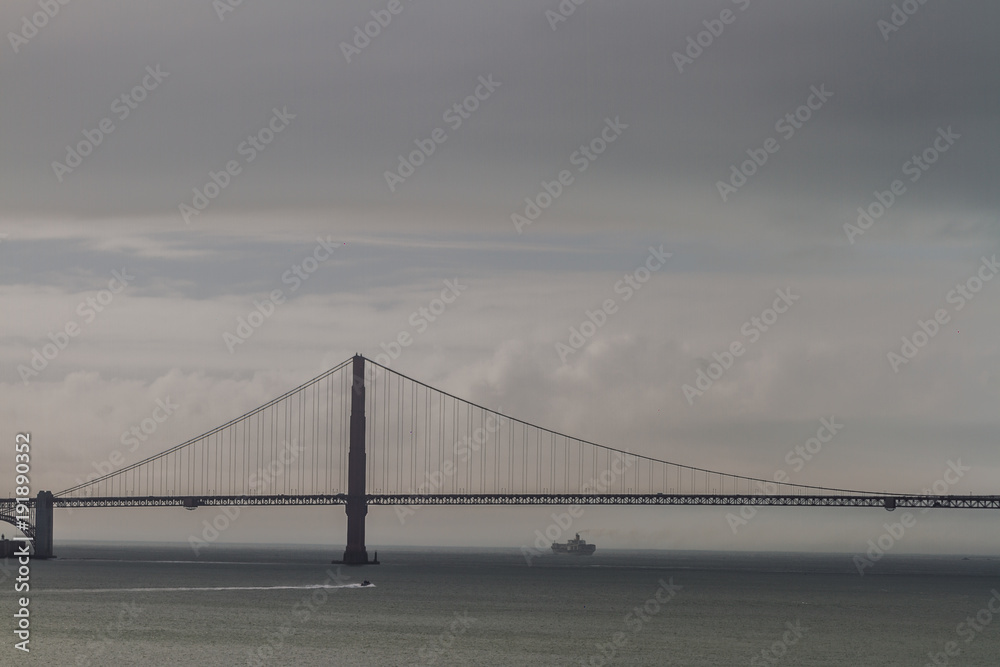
[2,0,999,556]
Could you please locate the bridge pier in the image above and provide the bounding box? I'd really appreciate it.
[337,355,378,565]
[34,491,54,559]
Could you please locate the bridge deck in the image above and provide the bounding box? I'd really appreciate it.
[9,493,998,510]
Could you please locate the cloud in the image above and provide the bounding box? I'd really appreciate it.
[1,0,998,553]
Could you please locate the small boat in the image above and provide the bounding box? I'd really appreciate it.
[551,533,596,555]
[361,580,372,586]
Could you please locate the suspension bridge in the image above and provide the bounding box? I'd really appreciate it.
[5,355,1000,562]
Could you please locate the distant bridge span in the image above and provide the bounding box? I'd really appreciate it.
[5,355,998,560]
[45,493,1000,511]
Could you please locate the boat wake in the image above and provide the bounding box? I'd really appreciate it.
[38,583,374,594]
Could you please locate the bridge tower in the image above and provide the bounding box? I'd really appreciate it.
[34,491,54,559]
[340,354,377,565]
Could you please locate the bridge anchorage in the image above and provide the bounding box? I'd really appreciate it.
[0,491,54,559]
[4,354,1000,562]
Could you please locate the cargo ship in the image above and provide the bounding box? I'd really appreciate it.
[551,533,596,555]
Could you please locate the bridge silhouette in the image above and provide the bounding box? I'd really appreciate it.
[6,355,1000,561]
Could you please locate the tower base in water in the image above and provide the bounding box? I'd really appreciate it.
[332,549,380,565]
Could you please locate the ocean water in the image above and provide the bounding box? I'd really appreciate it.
[12,543,1000,666]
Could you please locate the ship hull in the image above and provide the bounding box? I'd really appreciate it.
[550,545,596,555]
[550,533,596,554]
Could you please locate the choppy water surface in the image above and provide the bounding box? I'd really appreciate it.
[14,543,1000,666]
